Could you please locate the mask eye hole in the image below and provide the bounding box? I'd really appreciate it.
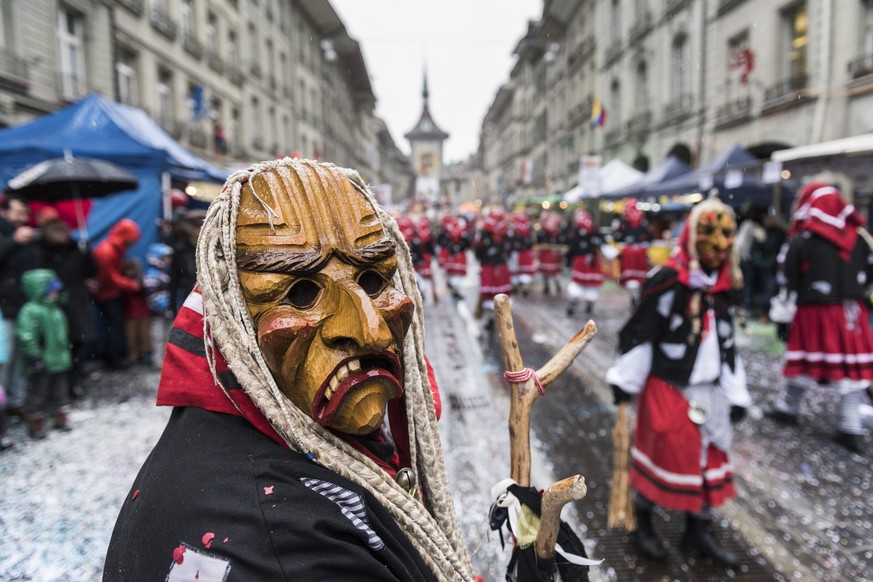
[358,270,387,297]
[285,279,321,309]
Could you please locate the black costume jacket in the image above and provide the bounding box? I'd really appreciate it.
[564,227,602,264]
[103,407,436,581]
[474,231,512,265]
[780,231,873,305]
[614,219,653,245]
[617,266,740,388]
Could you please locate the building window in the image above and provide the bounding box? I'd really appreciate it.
[181,0,194,37]
[248,22,258,63]
[206,13,217,50]
[116,49,138,106]
[782,2,807,81]
[610,0,621,43]
[672,34,690,100]
[230,107,240,155]
[251,96,261,142]
[58,8,86,99]
[157,69,173,128]
[727,31,750,99]
[865,5,873,55]
[227,31,238,68]
[635,61,648,113]
[635,0,648,18]
[610,79,621,125]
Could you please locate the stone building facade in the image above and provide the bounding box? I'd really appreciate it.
[479,0,873,206]
[0,0,413,201]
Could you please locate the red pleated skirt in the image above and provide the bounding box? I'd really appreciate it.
[570,255,604,287]
[784,301,873,382]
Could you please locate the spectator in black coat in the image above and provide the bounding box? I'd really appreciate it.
[169,209,206,313]
[0,195,37,412]
[33,207,98,397]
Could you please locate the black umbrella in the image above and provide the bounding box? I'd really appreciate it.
[6,156,139,243]
[6,156,139,201]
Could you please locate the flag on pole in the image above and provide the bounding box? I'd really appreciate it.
[591,97,607,128]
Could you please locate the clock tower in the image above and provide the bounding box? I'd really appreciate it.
[405,71,449,205]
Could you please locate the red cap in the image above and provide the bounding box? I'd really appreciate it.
[35,207,62,228]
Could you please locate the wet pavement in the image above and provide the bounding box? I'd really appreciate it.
[1,275,871,581]
[433,272,873,582]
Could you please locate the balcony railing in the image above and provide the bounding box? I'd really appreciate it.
[189,127,207,148]
[604,125,623,146]
[715,96,753,128]
[149,7,178,40]
[848,53,873,80]
[626,110,652,135]
[0,49,30,92]
[118,0,144,16]
[227,66,244,86]
[57,72,86,102]
[183,33,203,59]
[663,94,693,122]
[717,0,747,17]
[604,40,622,67]
[567,37,596,70]
[665,0,691,17]
[629,12,654,42]
[763,74,808,103]
[159,118,185,140]
[207,52,224,74]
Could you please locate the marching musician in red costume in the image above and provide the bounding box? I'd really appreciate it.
[614,198,654,307]
[509,212,537,297]
[536,211,565,296]
[565,209,603,317]
[474,208,513,320]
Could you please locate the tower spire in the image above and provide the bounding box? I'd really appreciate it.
[422,67,429,108]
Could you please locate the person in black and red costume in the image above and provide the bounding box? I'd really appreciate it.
[536,211,565,296]
[564,208,603,317]
[474,208,513,323]
[614,198,653,307]
[509,212,537,297]
[767,183,873,454]
[607,197,750,569]
[437,213,471,300]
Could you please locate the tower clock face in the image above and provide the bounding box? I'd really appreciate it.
[414,145,437,177]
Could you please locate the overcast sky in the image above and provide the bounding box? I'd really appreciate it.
[332,0,543,164]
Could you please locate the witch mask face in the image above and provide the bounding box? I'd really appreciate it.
[235,162,414,435]
[694,206,736,271]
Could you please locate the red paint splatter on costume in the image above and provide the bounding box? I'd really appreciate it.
[131,489,139,500]
[202,532,215,549]
[263,485,274,495]
[172,545,186,564]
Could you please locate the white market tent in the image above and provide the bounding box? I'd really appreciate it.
[772,133,873,163]
[772,133,873,197]
[563,159,643,202]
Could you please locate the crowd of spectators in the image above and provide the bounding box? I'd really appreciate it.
[0,195,203,449]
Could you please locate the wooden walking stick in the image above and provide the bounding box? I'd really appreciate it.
[493,293,597,561]
[607,402,637,532]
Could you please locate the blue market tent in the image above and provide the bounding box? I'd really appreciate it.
[601,155,692,200]
[0,93,226,258]
[642,143,789,208]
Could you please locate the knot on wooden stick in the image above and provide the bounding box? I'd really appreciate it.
[503,368,545,396]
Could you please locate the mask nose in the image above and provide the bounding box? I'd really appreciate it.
[322,282,393,351]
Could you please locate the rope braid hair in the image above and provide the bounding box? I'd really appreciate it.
[196,158,474,581]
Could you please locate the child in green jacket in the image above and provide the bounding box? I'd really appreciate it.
[16,269,72,438]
